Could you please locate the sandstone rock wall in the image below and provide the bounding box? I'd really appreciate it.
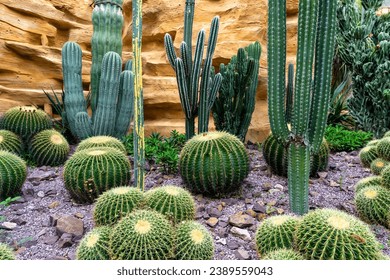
[0,0,299,142]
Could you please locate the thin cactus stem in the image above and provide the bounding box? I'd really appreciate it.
[184,0,195,79]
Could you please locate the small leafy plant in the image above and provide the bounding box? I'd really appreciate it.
[0,196,21,207]
[325,125,373,152]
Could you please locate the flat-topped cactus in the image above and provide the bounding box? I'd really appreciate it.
[76,226,111,260]
[355,176,383,193]
[0,150,27,200]
[0,243,15,260]
[370,158,389,175]
[0,130,23,156]
[381,164,390,189]
[262,248,304,260]
[359,145,379,167]
[76,135,127,155]
[377,137,390,161]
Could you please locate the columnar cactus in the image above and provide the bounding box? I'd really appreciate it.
[175,221,214,260]
[295,208,382,260]
[29,129,70,166]
[63,147,131,204]
[267,0,337,214]
[0,243,15,260]
[355,176,383,193]
[0,130,23,156]
[76,135,127,155]
[76,226,111,260]
[109,209,174,260]
[164,0,222,140]
[0,150,27,200]
[179,131,249,195]
[263,249,304,260]
[145,185,195,224]
[93,186,144,226]
[0,106,52,141]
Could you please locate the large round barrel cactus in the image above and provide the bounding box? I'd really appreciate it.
[175,221,214,260]
[76,135,127,155]
[262,133,329,177]
[63,147,131,204]
[355,176,382,193]
[377,137,390,161]
[29,129,70,166]
[381,164,390,190]
[0,129,23,156]
[0,150,27,200]
[263,248,304,260]
[359,145,378,168]
[179,131,249,195]
[370,158,389,175]
[109,209,174,260]
[76,226,111,260]
[0,243,15,260]
[0,106,52,141]
[295,208,382,260]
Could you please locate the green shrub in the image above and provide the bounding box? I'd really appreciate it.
[0,151,27,200]
[76,136,127,155]
[0,130,23,156]
[325,125,373,152]
[0,243,15,260]
[262,249,304,260]
[76,226,111,260]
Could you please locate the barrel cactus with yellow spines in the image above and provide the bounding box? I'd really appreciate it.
[145,185,195,224]
[359,145,379,168]
[76,226,111,260]
[366,139,380,147]
[76,135,127,155]
[109,209,174,260]
[175,221,214,260]
[370,158,389,175]
[63,147,131,204]
[355,176,383,193]
[0,106,52,141]
[179,131,249,195]
[0,150,27,200]
[381,165,390,190]
[0,243,15,260]
[29,129,69,166]
[0,130,23,156]
[355,185,390,227]
[295,208,382,260]
[255,215,300,256]
[93,186,144,226]
[377,137,390,161]
[262,248,304,260]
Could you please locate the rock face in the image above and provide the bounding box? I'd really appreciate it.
[0,0,299,142]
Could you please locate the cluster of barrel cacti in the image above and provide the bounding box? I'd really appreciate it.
[255,208,385,260]
[76,185,214,260]
[359,131,390,174]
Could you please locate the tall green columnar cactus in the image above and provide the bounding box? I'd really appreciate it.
[267,0,337,214]
[212,41,261,141]
[164,0,222,140]
[132,0,145,191]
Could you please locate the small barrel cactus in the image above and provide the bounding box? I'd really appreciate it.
[355,176,383,193]
[359,145,379,168]
[366,139,380,147]
[93,186,144,226]
[76,226,111,260]
[175,221,214,260]
[255,215,300,256]
[355,185,390,227]
[63,147,131,204]
[29,129,70,166]
[145,185,195,224]
[295,208,382,260]
[0,130,23,156]
[262,134,329,177]
[381,164,390,190]
[262,248,304,260]
[179,131,249,195]
[109,209,174,260]
[0,106,52,141]
[0,150,27,200]
[76,135,127,155]
[377,137,390,161]
[384,131,390,138]
[370,158,389,175]
[0,243,15,260]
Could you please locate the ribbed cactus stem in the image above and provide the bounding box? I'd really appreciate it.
[184,0,195,75]
[285,63,294,123]
[115,70,134,138]
[75,112,93,140]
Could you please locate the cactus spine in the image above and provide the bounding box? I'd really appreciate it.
[267,0,337,214]
[164,0,222,140]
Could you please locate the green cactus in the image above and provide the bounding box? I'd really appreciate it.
[366,139,380,147]
[355,176,383,193]
[267,0,337,214]
[384,131,390,138]
[28,129,69,166]
[179,131,249,195]
[355,185,390,227]
[0,243,15,260]
[262,133,329,177]
[0,150,27,200]
[359,145,379,168]
[295,208,382,260]
[76,226,111,260]
[109,209,174,260]
[263,249,304,260]
[63,147,131,204]
[370,158,389,175]
[175,221,214,260]
[164,0,222,140]
[380,164,390,189]
[0,106,52,141]
[255,215,300,256]
[145,185,195,224]
[212,41,261,141]
[76,135,127,155]
[93,186,144,226]
[0,130,23,156]
[377,137,390,161]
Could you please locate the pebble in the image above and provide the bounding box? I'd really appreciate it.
[235,248,251,260]
[215,238,227,245]
[48,201,60,209]
[58,233,73,248]
[228,213,255,228]
[230,227,251,241]
[252,202,267,213]
[207,208,222,218]
[206,217,219,227]
[37,191,45,198]
[56,215,84,237]
[74,213,84,219]
[42,235,59,245]
[330,180,341,187]
[0,222,17,230]
[227,240,239,250]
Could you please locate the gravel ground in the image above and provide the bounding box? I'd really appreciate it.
[0,144,389,260]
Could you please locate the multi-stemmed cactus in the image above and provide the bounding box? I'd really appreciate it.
[0,150,27,200]
[267,0,337,214]
[0,130,23,156]
[76,135,127,155]
[76,226,111,260]
[164,0,222,140]
[62,0,134,140]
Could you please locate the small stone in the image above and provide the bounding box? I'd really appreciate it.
[217,204,223,212]
[269,188,281,194]
[215,238,227,245]
[318,172,328,179]
[221,202,226,207]
[245,198,252,204]
[235,248,251,260]
[218,221,228,228]
[74,213,84,219]
[230,227,251,241]
[274,184,284,191]
[43,235,59,245]
[207,208,222,218]
[49,214,60,227]
[267,200,277,206]
[48,201,60,209]
[21,239,38,248]
[37,229,47,237]
[262,183,272,191]
[216,227,228,238]
[58,233,73,248]
[0,222,17,230]
[257,213,267,221]
[228,213,255,228]
[330,180,340,187]
[276,208,285,214]
[245,209,257,218]
[56,215,84,237]
[37,191,45,198]
[195,212,203,219]
[10,218,26,226]
[206,217,219,227]
[227,240,239,250]
[252,202,267,213]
